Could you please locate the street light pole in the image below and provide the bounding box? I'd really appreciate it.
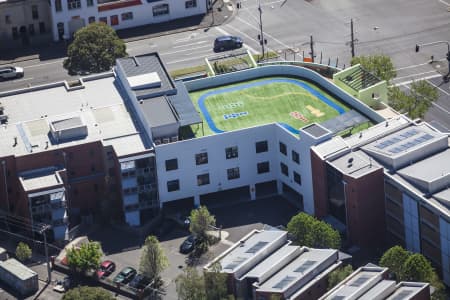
[258,0,265,60]
[415,40,450,82]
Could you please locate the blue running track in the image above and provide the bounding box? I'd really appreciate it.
[197,78,345,134]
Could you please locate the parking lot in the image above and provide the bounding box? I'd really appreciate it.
[399,74,450,132]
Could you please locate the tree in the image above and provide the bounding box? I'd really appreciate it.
[66,241,103,274]
[63,22,127,75]
[175,267,206,300]
[350,54,397,83]
[379,245,409,280]
[189,206,216,242]
[389,80,438,119]
[327,265,353,290]
[287,212,341,249]
[139,235,168,284]
[63,286,114,300]
[204,262,229,300]
[402,253,434,282]
[15,242,32,262]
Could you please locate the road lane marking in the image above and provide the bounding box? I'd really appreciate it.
[173,40,208,48]
[12,77,34,82]
[426,79,450,96]
[24,59,64,68]
[165,54,213,64]
[393,71,439,81]
[215,26,260,54]
[395,59,447,71]
[400,80,450,115]
[438,0,450,6]
[162,45,211,55]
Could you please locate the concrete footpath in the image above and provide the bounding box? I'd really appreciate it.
[0,0,236,66]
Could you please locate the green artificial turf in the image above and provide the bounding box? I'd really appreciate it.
[189,77,351,137]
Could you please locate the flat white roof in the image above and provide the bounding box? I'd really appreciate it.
[21,172,62,191]
[0,75,149,157]
[128,72,161,90]
[0,258,37,280]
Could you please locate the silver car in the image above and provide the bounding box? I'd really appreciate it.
[0,66,24,80]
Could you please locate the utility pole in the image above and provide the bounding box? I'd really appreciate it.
[310,35,315,62]
[258,0,265,60]
[350,18,356,57]
[41,225,52,283]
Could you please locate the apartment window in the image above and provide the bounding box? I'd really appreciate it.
[153,4,169,16]
[167,180,179,192]
[28,24,35,36]
[195,152,208,165]
[99,17,107,24]
[39,22,46,33]
[32,5,39,19]
[5,15,11,24]
[279,142,287,155]
[68,0,82,10]
[225,146,238,159]
[280,162,288,176]
[197,173,210,186]
[55,0,62,11]
[12,27,18,39]
[94,184,99,192]
[165,158,178,171]
[121,12,133,21]
[255,140,268,153]
[88,16,95,23]
[87,0,94,6]
[257,161,270,174]
[110,15,119,26]
[293,171,301,185]
[227,167,240,180]
[185,0,197,8]
[91,164,96,172]
[292,150,300,164]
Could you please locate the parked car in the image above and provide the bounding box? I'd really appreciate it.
[0,66,24,80]
[128,274,151,290]
[213,36,243,52]
[53,276,70,293]
[113,267,137,284]
[97,260,116,279]
[179,235,198,254]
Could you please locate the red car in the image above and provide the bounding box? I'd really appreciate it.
[97,260,116,279]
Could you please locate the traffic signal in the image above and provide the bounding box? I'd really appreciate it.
[415,44,420,52]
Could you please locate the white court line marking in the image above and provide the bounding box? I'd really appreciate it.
[173,40,207,48]
[24,59,64,68]
[233,16,292,50]
[215,26,260,54]
[162,45,210,55]
[426,79,450,96]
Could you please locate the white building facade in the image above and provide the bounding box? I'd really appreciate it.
[48,0,207,41]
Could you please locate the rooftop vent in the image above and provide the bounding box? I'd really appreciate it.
[127,72,161,90]
[49,116,88,143]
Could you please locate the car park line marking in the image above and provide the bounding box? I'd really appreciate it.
[426,79,450,95]
[173,40,208,48]
[162,45,211,55]
[215,26,260,54]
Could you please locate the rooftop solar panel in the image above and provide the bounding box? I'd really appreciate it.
[294,260,317,273]
[224,257,247,270]
[349,274,371,287]
[245,241,269,254]
[272,276,296,289]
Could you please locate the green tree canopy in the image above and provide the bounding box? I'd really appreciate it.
[204,263,229,300]
[351,54,397,83]
[388,80,438,119]
[66,241,103,274]
[63,22,127,75]
[379,245,410,280]
[175,267,206,300]
[287,212,341,249]
[15,242,32,262]
[139,235,168,284]
[62,286,114,300]
[402,253,434,282]
[327,265,353,290]
[189,206,216,241]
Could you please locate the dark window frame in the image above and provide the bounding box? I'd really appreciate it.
[165,158,178,171]
[167,180,180,192]
[292,150,300,164]
[280,162,288,176]
[197,173,210,186]
[32,5,39,19]
[195,152,208,165]
[152,3,169,16]
[225,146,238,159]
[257,161,270,174]
[279,142,287,155]
[227,167,240,180]
[255,140,268,153]
[293,171,302,185]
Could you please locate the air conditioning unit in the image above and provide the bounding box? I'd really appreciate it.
[163,137,170,144]
[154,139,161,145]
[171,136,179,142]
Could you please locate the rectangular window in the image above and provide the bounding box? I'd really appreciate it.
[87,0,94,6]
[99,17,107,24]
[28,24,35,36]
[280,162,288,176]
[294,171,301,185]
[110,15,119,26]
[195,152,208,165]
[32,5,39,19]
[257,161,270,174]
[197,173,210,186]
[292,150,300,164]
[5,15,11,24]
[68,0,82,10]
[279,142,287,155]
[225,146,238,159]
[39,22,46,33]
[88,16,96,23]
[12,27,18,39]
[121,12,133,21]
[55,0,62,11]
[227,167,240,180]
[165,158,178,171]
[185,0,197,8]
[167,180,179,192]
[153,4,169,16]
[255,141,268,153]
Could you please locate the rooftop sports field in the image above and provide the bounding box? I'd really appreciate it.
[188,77,352,137]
